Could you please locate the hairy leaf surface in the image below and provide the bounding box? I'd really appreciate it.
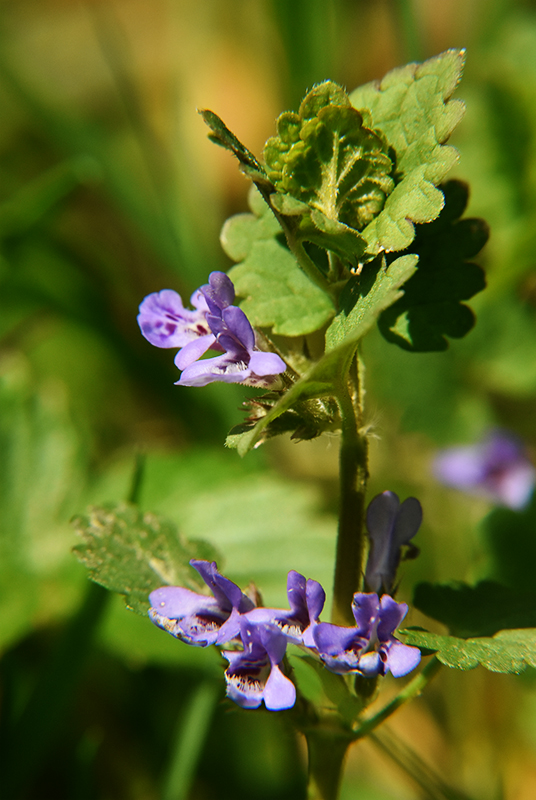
[222,188,335,336]
[264,81,394,233]
[72,503,219,615]
[350,49,466,253]
[400,627,536,673]
[227,254,416,454]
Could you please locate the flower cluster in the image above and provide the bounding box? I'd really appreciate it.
[138,272,286,387]
[148,559,421,711]
[433,430,535,510]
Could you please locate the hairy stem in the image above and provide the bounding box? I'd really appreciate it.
[332,353,368,625]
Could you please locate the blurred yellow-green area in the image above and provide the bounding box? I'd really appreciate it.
[3,0,536,798]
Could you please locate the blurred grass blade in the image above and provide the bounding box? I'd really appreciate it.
[162,680,219,800]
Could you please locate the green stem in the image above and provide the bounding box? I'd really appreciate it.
[331,354,368,625]
[353,657,442,741]
[305,729,353,800]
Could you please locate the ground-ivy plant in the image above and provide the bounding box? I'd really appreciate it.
[69,50,536,800]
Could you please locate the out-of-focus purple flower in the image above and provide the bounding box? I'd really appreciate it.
[137,288,214,351]
[245,570,326,647]
[365,492,422,594]
[148,560,255,647]
[433,431,536,510]
[313,592,421,678]
[223,618,296,710]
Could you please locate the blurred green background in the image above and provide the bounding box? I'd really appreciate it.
[3,0,536,797]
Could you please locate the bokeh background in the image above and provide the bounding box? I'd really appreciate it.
[2,0,536,798]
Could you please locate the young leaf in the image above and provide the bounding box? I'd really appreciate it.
[399,627,536,673]
[350,49,466,253]
[264,82,395,233]
[222,187,335,336]
[199,109,271,189]
[377,180,488,351]
[72,503,219,615]
[413,580,536,638]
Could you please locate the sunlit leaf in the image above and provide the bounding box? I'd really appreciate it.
[72,503,219,615]
[400,627,536,673]
[222,188,335,336]
[227,254,416,454]
[264,81,394,233]
[199,108,271,188]
[325,254,418,350]
[350,49,466,253]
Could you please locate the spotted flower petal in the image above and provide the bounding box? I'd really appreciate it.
[148,560,254,647]
[137,288,211,349]
[223,619,296,710]
[244,570,326,646]
[313,592,421,677]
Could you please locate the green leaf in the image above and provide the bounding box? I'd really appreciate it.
[325,254,418,350]
[264,81,394,232]
[72,503,220,615]
[222,187,335,336]
[228,254,416,454]
[399,627,536,673]
[413,580,536,638]
[350,49,466,253]
[377,180,488,351]
[199,109,271,188]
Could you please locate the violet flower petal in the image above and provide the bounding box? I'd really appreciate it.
[223,619,295,710]
[365,492,422,593]
[137,289,211,348]
[263,664,296,710]
[384,640,421,677]
[201,271,235,313]
[176,354,250,387]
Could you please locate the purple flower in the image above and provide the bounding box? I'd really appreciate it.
[223,618,296,710]
[176,303,286,388]
[244,570,326,647]
[433,430,535,510]
[137,288,214,351]
[313,592,421,678]
[138,271,286,388]
[365,492,422,594]
[148,560,254,647]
